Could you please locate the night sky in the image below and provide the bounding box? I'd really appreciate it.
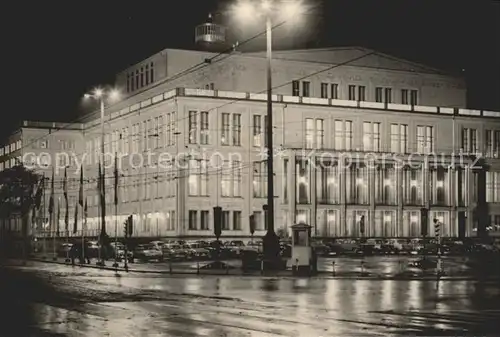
[2,0,499,142]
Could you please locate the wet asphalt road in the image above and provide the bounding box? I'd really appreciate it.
[1,260,500,336]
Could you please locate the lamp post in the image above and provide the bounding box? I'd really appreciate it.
[232,0,304,266]
[83,88,120,263]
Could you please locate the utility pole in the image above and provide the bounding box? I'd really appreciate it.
[262,16,280,266]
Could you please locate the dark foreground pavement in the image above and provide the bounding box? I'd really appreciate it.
[1,259,500,336]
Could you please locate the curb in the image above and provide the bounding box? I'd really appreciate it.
[24,259,500,281]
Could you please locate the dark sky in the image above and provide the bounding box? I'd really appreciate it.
[2,1,499,141]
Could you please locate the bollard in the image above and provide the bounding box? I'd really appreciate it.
[197,261,200,275]
[332,261,336,276]
[260,259,264,275]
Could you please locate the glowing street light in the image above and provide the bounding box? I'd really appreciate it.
[83,87,121,265]
[231,0,306,266]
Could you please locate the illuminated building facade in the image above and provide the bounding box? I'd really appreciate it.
[2,47,500,239]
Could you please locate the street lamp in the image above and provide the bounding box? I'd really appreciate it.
[232,0,305,267]
[83,88,120,241]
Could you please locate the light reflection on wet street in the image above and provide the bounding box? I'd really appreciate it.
[3,261,500,336]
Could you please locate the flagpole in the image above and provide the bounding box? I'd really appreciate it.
[42,175,46,259]
[114,152,118,269]
[63,167,70,263]
[80,169,86,264]
[52,198,58,261]
[81,202,85,263]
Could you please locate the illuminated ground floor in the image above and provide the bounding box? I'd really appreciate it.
[18,204,500,239]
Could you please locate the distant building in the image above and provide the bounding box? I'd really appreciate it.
[1,39,499,240]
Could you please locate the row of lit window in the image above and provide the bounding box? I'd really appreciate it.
[304,119,434,153]
[293,81,419,105]
[0,140,22,157]
[280,161,477,206]
[126,62,155,93]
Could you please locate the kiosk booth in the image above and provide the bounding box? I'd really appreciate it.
[287,223,317,275]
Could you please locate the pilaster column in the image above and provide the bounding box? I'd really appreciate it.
[340,159,347,237]
[176,156,187,236]
[289,154,296,235]
[369,163,376,237]
[466,167,474,237]
[397,166,404,237]
[449,165,456,237]
[311,155,317,236]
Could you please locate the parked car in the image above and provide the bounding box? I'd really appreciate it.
[109,242,133,260]
[57,243,73,257]
[162,243,188,261]
[86,241,100,258]
[133,244,163,262]
[225,240,246,257]
[149,241,166,251]
[311,240,329,256]
[244,240,263,253]
[182,243,210,260]
[334,239,360,254]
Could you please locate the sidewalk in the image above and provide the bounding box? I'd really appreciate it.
[24,256,500,281]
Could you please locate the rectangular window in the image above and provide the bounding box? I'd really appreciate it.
[331,83,339,99]
[333,120,353,151]
[321,83,328,99]
[221,113,230,146]
[462,128,478,154]
[200,211,209,230]
[188,160,209,196]
[232,114,241,146]
[348,85,356,100]
[296,159,311,204]
[316,119,324,149]
[417,125,434,153]
[188,111,197,144]
[486,172,500,203]
[410,90,418,105]
[362,122,381,152]
[384,88,392,104]
[390,124,408,153]
[222,211,230,230]
[305,118,314,149]
[302,81,310,97]
[233,211,242,230]
[200,111,209,145]
[189,211,197,230]
[253,115,262,147]
[316,162,340,204]
[485,130,494,157]
[157,116,163,148]
[401,89,409,105]
[222,161,242,197]
[375,87,383,103]
[292,80,300,96]
[253,161,267,198]
[358,85,366,101]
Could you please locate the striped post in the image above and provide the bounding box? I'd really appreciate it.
[434,218,442,275]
